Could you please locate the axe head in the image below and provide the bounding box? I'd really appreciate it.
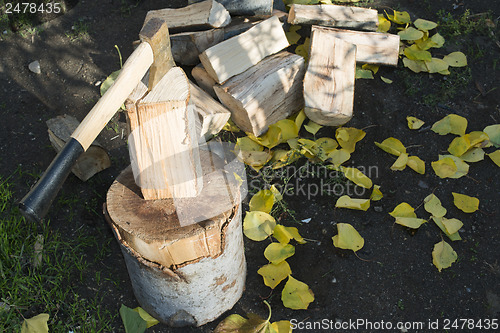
[139,17,175,90]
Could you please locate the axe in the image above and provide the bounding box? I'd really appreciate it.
[19,18,175,223]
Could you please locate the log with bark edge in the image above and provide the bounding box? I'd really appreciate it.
[188,0,273,16]
[288,4,379,31]
[199,16,289,84]
[311,25,400,66]
[214,51,305,136]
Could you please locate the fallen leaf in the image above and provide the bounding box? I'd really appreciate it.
[432,240,457,272]
[214,314,248,332]
[424,193,447,218]
[467,131,490,148]
[380,76,393,84]
[448,135,471,157]
[342,167,373,188]
[21,314,49,333]
[295,37,310,60]
[438,155,469,178]
[395,217,427,229]
[389,202,416,218]
[249,189,275,213]
[243,211,276,241]
[425,58,449,73]
[355,67,374,79]
[120,305,147,333]
[431,114,468,136]
[273,225,306,244]
[336,127,366,153]
[291,109,307,130]
[484,124,500,147]
[281,276,315,310]
[335,195,370,211]
[362,63,380,74]
[385,10,411,25]
[429,33,445,48]
[133,307,159,328]
[403,58,428,73]
[304,120,322,135]
[315,137,338,161]
[407,156,426,174]
[222,118,241,132]
[286,25,301,44]
[407,116,425,130]
[399,27,424,41]
[414,18,438,31]
[370,185,383,201]
[404,44,432,61]
[375,137,407,156]
[431,158,457,178]
[326,149,350,167]
[432,217,462,241]
[460,148,485,163]
[258,261,292,289]
[377,14,391,32]
[452,192,479,213]
[441,217,463,235]
[100,70,120,96]
[264,243,295,264]
[332,223,364,252]
[488,150,500,166]
[391,153,408,171]
[271,149,301,169]
[270,185,283,202]
[271,320,293,333]
[443,51,467,67]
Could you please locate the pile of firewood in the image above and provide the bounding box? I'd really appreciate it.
[152,0,401,140]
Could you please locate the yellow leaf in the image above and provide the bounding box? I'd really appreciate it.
[271,149,301,169]
[424,193,447,218]
[380,76,393,84]
[425,58,449,73]
[241,151,273,172]
[429,33,445,48]
[243,211,276,241]
[273,224,306,244]
[439,155,469,178]
[222,118,241,132]
[407,116,425,129]
[315,137,338,161]
[390,153,408,171]
[327,149,351,166]
[460,148,485,163]
[404,44,432,61]
[370,185,383,201]
[134,307,160,328]
[249,189,275,213]
[407,155,426,174]
[403,58,428,73]
[488,150,500,167]
[273,119,300,143]
[385,10,411,25]
[432,217,462,241]
[484,124,500,147]
[336,127,366,153]
[332,223,364,252]
[431,114,468,136]
[214,314,248,332]
[432,240,458,272]
[442,217,463,235]
[452,192,479,213]
[432,158,457,178]
[264,243,295,264]
[335,195,370,211]
[295,37,310,60]
[448,135,471,157]
[362,63,380,74]
[304,120,323,135]
[298,138,317,159]
[414,18,438,31]
[375,137,407,156]
[236,136,263,152]
[355,67,374,79]
[281,276,315,310]
[257,261,292,289]
[343,167,373,189]
[399,27,424,41]
[21,314,49,333]
[286,25,301,44]
[291,109,307,130]
[377,14,391,32]
[443,52,467,67]
[467,131,490,148]
[248,126,282,149]
[395,217,427,229]
[270,185,283,202]
[271,320,293,333]
[389,202,416,218]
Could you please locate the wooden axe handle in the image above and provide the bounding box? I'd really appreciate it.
[71,42,154,150]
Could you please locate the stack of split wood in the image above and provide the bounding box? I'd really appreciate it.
[163,1,400,137]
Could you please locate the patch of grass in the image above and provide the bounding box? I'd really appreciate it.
[0,173,117,332]
[437,9,491,38]
[66,18,89,41]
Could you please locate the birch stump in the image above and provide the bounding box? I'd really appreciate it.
[105,150,245,326]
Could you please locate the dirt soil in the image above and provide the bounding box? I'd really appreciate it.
[1,0,499,332]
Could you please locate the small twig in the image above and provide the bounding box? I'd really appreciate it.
[405,144,424,150]
[110,135,119,141]
[361,124,380,131]
[465,174,481,183]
